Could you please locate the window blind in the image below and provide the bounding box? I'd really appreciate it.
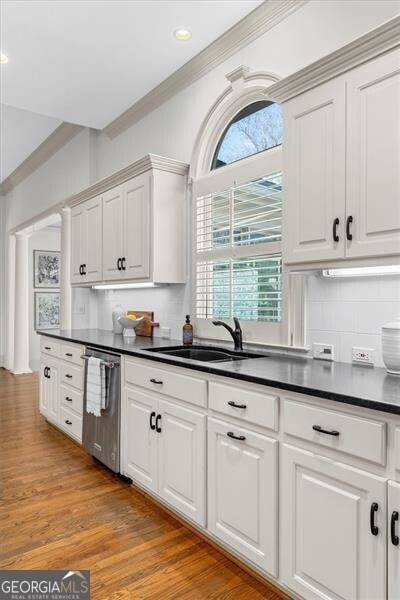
[195,174,282,323]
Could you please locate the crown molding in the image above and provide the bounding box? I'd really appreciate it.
[268,15,400,103]
[103,0,308,139]
[0,123,83,196]
[66,154,188,208]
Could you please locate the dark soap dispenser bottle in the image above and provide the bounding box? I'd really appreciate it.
[183,315,193,345]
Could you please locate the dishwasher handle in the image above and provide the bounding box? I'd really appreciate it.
[81,354,120,369]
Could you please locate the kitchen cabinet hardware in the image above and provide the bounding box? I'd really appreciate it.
[65,374,73,379]
[346,215,353,241]
[391,510,399,546]
[82,264,86,275]
[79,265,83,275]
[117,258,122,271]
[228,400,247,409]
[45,346,51,350]
[150,411,156,431]
[227,431,246,441]
[332,217,340,242]
[65,397,73,402]
[65,353,73,357]
[121,257,126,270]
[65,420,73,426]
[150,378,163,385]
[370,502,379,535]
[155,414,162,433]
[312,424,340,436]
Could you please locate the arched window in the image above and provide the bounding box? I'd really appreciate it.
[211,100,282,170]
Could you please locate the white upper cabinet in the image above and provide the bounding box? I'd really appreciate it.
[283,78,346,263]
[71,155,188,285]
[102,185,124,281]
[269,29,400,268]
[71,194,102,284]
[346,50,400,259]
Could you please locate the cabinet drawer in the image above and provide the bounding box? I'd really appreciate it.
[209,381,278,431]
[40,337,60,357]
[283,398,386,465]
[59,406,82,441]
[395,428,400,472]
[60,342,84,366]
[60,363,84,391]
[124,358,207,408]
[60,384,83,415]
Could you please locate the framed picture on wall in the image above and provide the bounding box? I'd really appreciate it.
[34,292,60,330]
[33,250,60,288]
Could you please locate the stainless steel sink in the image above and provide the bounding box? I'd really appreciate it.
[142,345,267,363]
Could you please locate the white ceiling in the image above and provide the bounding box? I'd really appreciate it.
[0,0,261,182]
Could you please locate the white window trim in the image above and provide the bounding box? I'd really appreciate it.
[189,66,306,348]
[192,150,287,346]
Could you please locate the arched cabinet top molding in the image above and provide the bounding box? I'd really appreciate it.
[190,66,281,180]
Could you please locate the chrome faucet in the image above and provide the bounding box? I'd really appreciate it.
[212,317,243,351]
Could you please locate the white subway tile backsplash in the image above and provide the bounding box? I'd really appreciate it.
[307,274,400,366]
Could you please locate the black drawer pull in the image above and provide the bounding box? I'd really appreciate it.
[65,374,73,379]
[370,502,379,536]
[227,431,246,441]
[333,217,340,243]
[150,411,156,431]
[346,215,353,241]
[155,414,162,433]
[117,258,122,271]
[65,397,73,402]
[121,257,126,270]
[65,353,73,357]
[150,378,163,385]
[391,511,399,546]
[79,265,83,275]
[45,346,51,350]
[82,264,86,275]
[228,401,247,409]
[65,420,72,426]
[312,425,339,436]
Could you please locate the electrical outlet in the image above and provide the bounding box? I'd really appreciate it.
[352,347,375,365]
[313,343,335,361]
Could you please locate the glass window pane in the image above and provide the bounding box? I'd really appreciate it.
[213,101,282,169]
[233,174,282,246]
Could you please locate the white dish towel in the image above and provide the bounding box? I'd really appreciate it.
[86,357,106,417]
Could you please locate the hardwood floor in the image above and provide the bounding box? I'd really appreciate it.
[0,369,289,600]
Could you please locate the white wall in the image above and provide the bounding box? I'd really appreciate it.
[307,275,400,367]
[2,1,400,363]
[0,198,6,366]
[28,227,61,370]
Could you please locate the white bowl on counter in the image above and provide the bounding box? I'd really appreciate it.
[117,316,144,338]
[382,322,400,375]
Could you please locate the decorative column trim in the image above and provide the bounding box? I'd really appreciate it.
[60,207,72,330]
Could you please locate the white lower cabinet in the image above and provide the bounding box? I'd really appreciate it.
[40,358,59,425]
[388,480,400,600]
[281,443,387,600]
[122,385,206,526]
[207,417,278,576]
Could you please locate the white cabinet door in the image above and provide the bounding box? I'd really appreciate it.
[46,359,60,425]
[103,185,124,281]
[39,360,49,417]
[208,417,278,575]
[71,203,86,284]
[281,444,387,600]
[83,195,102,283]
[121,387,158,493]
[389,480,400,600]
[346,49,400,259]
[283,78,346,264]
[158,399,206,526]
[121,174,151,280]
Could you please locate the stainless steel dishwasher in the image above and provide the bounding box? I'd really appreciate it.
[81,347,121,473]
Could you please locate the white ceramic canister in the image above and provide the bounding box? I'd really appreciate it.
[382,322,400,375]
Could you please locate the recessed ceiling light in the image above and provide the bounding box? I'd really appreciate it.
[174,28,192,41]
[0,53,8,65]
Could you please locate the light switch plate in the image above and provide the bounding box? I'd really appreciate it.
[313,342,335,361]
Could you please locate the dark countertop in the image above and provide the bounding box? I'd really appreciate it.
[37,329,400,416]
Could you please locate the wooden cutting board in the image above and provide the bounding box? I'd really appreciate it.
[127,310,159,337]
